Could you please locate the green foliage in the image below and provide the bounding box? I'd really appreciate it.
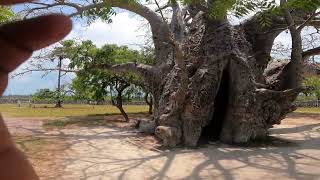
[82,2,115,24]
[32,88,72,103]
[67,0,320,27]
[210,0,236,19]
[286,0,320,12]
[211,0,320,20]
[177,0,320,23]
[0,6,13,24]
[303,77,320,100]
[32,89,57,103]
[54,40,150,102]
[255,0,320,27]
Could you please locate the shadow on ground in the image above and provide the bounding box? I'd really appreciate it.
[8,113,320,180]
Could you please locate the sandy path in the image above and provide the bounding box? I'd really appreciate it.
[4,117,44,136]
[4,114,320,180]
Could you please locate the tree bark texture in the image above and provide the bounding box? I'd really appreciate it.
[153,14,302,147]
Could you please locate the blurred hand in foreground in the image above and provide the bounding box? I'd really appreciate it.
[0,0,72,179]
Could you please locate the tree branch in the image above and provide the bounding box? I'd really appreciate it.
[280,0,303,89]
[95,62,154,75]
[302,46,320,60]
[24,0,172,65]
[256,87,304,98]
[154,0,166,22]
[297,12,320,31]
[12,68,78,78]
[170,2,186,42]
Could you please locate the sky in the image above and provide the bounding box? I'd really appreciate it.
[3,2,315,95]
[4,9,147,95]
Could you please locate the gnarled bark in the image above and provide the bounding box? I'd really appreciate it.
[154,13,304,147]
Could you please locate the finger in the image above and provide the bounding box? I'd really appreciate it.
[0,37,32,73]
[0,14,72,72]
[0,72,8,95]
[0,0,32,5]
[0,14,72,51]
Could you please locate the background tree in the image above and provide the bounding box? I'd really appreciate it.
[12,39,78,108]
[32,88,57,104]
[303,77,320,101]
[0,6,13,23]
[68,41,145,121]
[20,0,320,147]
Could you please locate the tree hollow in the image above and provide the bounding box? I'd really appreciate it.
[201,69,230,142]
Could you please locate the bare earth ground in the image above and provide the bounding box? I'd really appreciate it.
[4,113,320,180]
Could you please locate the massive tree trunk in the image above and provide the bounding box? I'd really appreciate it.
[152,13,301,147]
[100,3,309,147]
[39,0,320,147]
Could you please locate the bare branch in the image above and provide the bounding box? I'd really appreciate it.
[256,87,304,98]
[297,12,320,31]
[93,62,156,78]
[155,4,170,12]
[170,2,186,42]
[67,1,165,28]
[302,46,320,59]
[12,68,78,78]
[24,2,81,18]
[154,0,166,22]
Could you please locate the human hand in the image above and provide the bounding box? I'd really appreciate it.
[0,0,72,94]
[0,1,72,179]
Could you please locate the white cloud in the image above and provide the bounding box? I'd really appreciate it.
[68,12,148,49]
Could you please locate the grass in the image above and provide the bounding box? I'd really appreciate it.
[0,103,319,118]
[294,107,320,114]
[43,113,149,129]
[0,104,149,117]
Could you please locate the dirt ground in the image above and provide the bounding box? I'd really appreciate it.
[4,113,320,180]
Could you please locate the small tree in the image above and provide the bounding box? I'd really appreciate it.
[12,40,77,108]
[68,41,144,121]
[32,89,57,104]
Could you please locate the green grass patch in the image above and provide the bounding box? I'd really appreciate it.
[294,107,320,114]
[0,104,149,117]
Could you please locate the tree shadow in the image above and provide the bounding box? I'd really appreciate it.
[43,113,152,130]
[270,123,320,134]
[16,114,320,180]
[286,112,320,120]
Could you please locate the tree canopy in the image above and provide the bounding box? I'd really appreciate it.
[53,40,154,120]
[0,6,13,23]
[32,88,58,103]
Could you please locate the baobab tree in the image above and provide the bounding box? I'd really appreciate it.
[20,0,320,147]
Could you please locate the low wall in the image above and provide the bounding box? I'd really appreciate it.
[294,100,320,107]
